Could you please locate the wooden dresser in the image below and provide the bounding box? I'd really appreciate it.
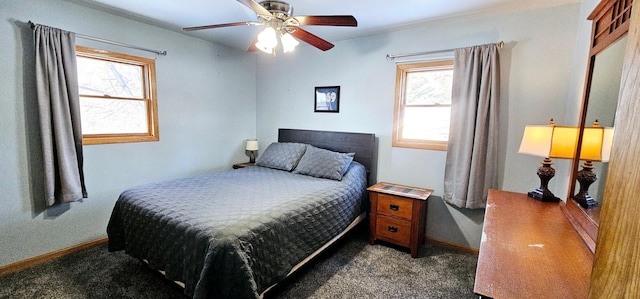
[367,182,433,258]
[474,189,593,298]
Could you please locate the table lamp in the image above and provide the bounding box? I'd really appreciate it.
[518,120,578,202]
[246,139,259,163]
[573,122,614,208]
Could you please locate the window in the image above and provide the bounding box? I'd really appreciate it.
[393,60,453,150]
[76,46,159,144]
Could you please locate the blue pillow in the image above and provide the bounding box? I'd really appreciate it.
[255,142,307,171]
[293,145,354,180]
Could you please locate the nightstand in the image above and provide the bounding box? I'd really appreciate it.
[367,182,433,258]
[232,162,255,169]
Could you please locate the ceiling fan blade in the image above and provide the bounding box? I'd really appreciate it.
[291,28,334,51]
[236,0,273,17]
[293,15,358,27]
[183,21,250,31]
[247,36,259,52]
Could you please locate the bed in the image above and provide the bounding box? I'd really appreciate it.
[107,129,377,298]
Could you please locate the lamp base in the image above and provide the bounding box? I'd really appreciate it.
[573,161,599,209]
[573,193,598,209]
[527,157,560,202]
[528,188,560,202]
[249,151,256,163]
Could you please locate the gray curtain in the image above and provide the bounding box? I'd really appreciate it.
[34,24,87,206]
[443,44,500,209]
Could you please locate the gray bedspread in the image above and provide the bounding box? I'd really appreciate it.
[107,163,367,298]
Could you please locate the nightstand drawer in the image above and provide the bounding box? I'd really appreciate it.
[375,215,411,245]
[377,194,413,220]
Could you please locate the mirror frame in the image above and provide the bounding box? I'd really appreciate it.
[561,0,632,253]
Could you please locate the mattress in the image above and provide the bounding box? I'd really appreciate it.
[107,163,367,298]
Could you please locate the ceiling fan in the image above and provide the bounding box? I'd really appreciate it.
[183,0,357,55]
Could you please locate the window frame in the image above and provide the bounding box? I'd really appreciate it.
[76,46,159,145]
[392,60,453,151]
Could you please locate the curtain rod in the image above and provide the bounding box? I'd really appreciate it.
[386,41,504,60]
[28,21,167,56]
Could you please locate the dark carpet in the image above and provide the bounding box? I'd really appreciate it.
[0,227,478,299]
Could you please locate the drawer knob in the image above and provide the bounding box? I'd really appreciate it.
[389,204,399,211]
[388,226,398,233]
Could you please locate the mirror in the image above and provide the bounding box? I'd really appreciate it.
[576,35,627,206]
[562,0,632,254]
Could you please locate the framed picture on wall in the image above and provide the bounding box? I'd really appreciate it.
[314,86,340,113]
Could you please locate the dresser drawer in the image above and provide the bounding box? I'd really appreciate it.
[375,215,411,245]
[377,193,413,220]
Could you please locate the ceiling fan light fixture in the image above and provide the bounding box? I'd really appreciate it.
[281,32,299,53]
[183,0,357,54]
[256,27,278,53]
[259,1,293,19]
[255,41,273,54]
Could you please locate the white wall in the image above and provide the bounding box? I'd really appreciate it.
[0,0,256,266]
[256,4,586,248]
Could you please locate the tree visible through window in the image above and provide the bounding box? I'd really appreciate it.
[393,60,453,150]
[76,46,159,144]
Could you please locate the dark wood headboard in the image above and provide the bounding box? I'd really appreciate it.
[278,128,377,185]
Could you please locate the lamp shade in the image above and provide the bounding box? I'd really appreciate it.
[281,32,299,53]
[579,127,614,162]
[256,27,277,54]
[245,139,259,151]
[518,125,578,159]
[518,125,613,162]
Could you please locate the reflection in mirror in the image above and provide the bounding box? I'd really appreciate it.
[562,0,633,255]
[576,35,627,205]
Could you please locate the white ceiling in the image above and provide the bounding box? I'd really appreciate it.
[67,0,579,51]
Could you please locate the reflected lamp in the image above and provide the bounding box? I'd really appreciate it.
[573,124,614,208]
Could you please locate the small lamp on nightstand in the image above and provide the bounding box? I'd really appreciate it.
[245,139,259,163]
[518,120,578,202]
